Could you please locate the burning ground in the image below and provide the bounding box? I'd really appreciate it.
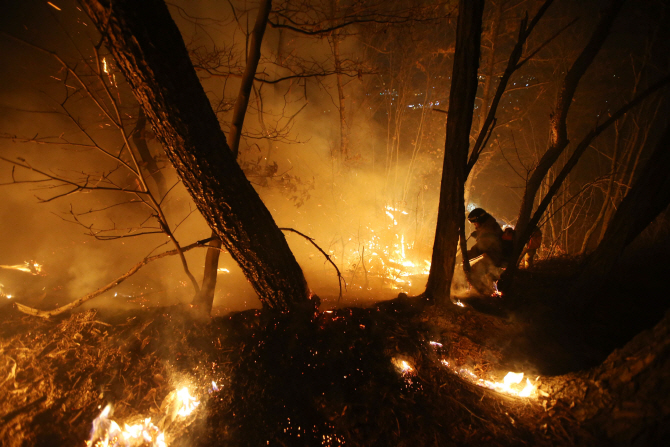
[1,257,669,447]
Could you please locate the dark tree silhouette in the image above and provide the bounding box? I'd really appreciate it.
[424,0,484,304]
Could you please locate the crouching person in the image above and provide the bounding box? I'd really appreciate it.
[465,208,504,295]
[520,227,542,269]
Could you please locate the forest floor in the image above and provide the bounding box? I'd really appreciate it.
[0,256,668,447]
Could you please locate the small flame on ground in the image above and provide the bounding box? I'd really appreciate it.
[216,268,230,273]
[392,357,414,375]
[492,281,503,297]
[0,283,11,300]
[429,341,443,348]
[102,57,108,74]
[176,387,199,417]
[87,385,203,447]
[87,405,166,447]
[439,360,537,398]
[454,300,466,308]
[0,261,42,275]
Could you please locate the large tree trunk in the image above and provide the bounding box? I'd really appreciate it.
[570,120,670,302]
[79,0,312,312]
[192,0,273,315]
[424,0,484,304]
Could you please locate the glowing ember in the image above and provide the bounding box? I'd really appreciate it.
[392,357,414,375]
[0,260,42,275]
[492,281,503,297]
[47,2,61,11]
[216,267,230,273]
[176,387,199,417]
[429,341,443,348]
[454,300,465,308]
[102,57,109,74]
[0,283,11,299]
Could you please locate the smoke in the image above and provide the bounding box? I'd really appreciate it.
[0,0,492,314]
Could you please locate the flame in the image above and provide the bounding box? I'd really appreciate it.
[216,268,230,273]
[492,281,503,297]
[439,361,537,398]
[0,283,11,299]
[176,387,199,417]
[0,261,42,275]
[87,405,166,447]
[392,357,414,375]
[86,385,206,447]
[102,57,108,74]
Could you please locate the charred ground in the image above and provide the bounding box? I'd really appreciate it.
[1,242,669,447]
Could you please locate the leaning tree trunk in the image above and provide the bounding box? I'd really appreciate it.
[424,0,484,304]
[192,0,273,315]
[570,120,670,303]
[79,0,312,312]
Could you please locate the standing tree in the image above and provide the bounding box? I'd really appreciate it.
[424,0,484,304]
[193,0,274,316]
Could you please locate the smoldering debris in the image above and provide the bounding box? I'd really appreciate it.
[0,298,594,447]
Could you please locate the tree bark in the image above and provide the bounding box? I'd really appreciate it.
[79,0,312,312]
[424,0,484,304]
[192,0,273,315]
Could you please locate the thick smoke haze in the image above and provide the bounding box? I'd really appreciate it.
[2,0,667,314]
[0,0,448,314]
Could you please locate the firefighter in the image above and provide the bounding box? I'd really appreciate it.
[466,208,504,266]
[520,226,542,268]
[464,208,504,294]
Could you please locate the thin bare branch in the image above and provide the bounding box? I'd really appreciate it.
[13,237,216,318]
[280,227,347,300]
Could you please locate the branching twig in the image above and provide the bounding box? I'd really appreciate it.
[279,227,347,300]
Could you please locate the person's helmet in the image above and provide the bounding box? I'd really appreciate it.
[467,208,488,223]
